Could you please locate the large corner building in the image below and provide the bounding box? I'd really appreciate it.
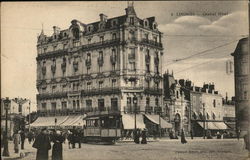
[36,4,164,121]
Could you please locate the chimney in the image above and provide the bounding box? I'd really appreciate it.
[226,92,228,102]
[53,26,60,34]
[100,13,108,22]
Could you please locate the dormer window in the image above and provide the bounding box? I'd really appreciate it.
[72,27,80,39]
[144,20,149,27]
[153,23,157,30]
[130,17,134,25]
[88,26,92,32]
[112,33,117,40]
[54,35,57,39]
[88,38,92,44]
[64,32,67,37]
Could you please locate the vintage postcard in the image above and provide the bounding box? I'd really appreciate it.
[1,1,249,160]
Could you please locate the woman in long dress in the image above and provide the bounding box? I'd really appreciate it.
[181,129,187,144]
[51,130,65,160]
[13,130,21,153]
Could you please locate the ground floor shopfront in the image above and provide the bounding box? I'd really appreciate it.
[30,113,172,137]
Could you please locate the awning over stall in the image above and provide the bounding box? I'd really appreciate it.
[122,114,145,130]
[30,116,68,128]
[144,114,172,128]
[198,121,228,130]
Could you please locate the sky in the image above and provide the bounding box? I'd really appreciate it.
[1,1,248,109]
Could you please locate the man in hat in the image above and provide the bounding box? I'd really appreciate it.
[32,128,51,160]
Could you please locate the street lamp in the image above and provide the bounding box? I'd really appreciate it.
[28,100,31,132]
[133,96,138,130]
[202,103,206,139]
[3,97,11,157]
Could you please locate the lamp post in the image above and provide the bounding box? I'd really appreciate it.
[3,97,11,157]
[202,103,206,139]
[28,100,31,132]
[133,96,138,131]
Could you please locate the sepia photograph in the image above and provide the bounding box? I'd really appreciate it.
[1,1,249,160]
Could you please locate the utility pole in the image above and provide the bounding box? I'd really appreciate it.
[203,103,206,139]
[3,97,10,157]
[29,100,31,132]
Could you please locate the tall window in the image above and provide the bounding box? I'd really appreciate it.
[146,97,150,106]
[88,38,91,44]
[127,97,132,108]
[243,91,248,100]
[111,98,118,111]
[112,79,117,88]
[130,17,134,25]
[52,86,56,93]
[129,62,136,71]
[98,51,103,72]
[146,81,150,88]
[213,99,216,107]
[62,102,67,110]
[86,100,92,110]
[155,98,159,106]
[98,99,105,111]
[111,49,116,71]
[87,82,91,91]
[42,103,47,110]
[73,100,76,110]
[51,102,56,111]
[100,36,104,43]
[99,81,103,90]
[112,33,117,40]
[77,100,80,109]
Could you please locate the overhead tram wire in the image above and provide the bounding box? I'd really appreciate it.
[174,54,232,75]
[165,39,240,67]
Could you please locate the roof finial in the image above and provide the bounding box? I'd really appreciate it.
[171,70,173,76]
[41,23,44,35]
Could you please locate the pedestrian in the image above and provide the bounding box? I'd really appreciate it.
[190,130,193,139]
[27,131,34,144]
[76,129,82,149]
[180,129,187,144]
[243,131,250,157]
[20,130,26,150]
[67,131,73,149]
[13,130,21,153]
[32,128,51,160]
[51,130,65,160]
[141,129,147,144]
[71,129,77,149]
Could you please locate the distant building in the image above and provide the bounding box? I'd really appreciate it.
[163,72,227,137]
[231,37,249,132]
[222,96,235,131]
[163,71,190,135]
[1,98,30,137]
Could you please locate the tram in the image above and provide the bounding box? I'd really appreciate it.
[83,111,122,144]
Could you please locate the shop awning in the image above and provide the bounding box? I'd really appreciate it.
[144,114,172,128]
[122,114,145,130]
[213,122,228,130]
[30,116,68,128]
[198,121,228,130]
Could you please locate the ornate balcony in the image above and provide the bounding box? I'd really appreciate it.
[37,92,68,100]
[37,49,68,61]
[140,39,163,50]
[128,53,135,60]
[82,39,120,51]
[144,88,163,95]
[145,106,153,113]
[81,87,121,96]
[123,106,141,113]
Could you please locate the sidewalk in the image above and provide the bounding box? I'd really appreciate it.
[2,141,33,160]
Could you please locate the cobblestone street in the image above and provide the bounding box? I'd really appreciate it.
[2,138,249,160]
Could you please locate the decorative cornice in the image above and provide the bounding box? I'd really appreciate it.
[37,50,68,61]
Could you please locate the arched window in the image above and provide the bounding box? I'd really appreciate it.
[72,27,79,39]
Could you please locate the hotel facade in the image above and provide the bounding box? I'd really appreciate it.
[36,4,164,119]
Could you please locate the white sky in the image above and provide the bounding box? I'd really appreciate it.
[1,1,248,109]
